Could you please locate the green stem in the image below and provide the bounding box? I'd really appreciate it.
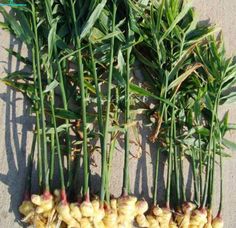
[152,97,165,205]
[208,137,216,208]
[50,95,66,190]
[218,132,223,215]
[53,48,72,188]
[26,133,36,196]
[32,47,42,189]
[198,133,203,202]
[32,0,49,192]
[202,90,221,208]
[166,139,172,208]
[100,1,117,202]
[192,148,200,205]
[166,103,175,208]
[173,112,181,206]
[70,0,89,196]
[180,151,186,202]
[202,117,215,208]
[105,90,119,202]
[166,29,175,204]
[44,0,71,190]
[105,138,117,202]
[153,146,160,205]
[89,43,104,146]
[123,40,132,195]
[47,62,66,191]
[49,130,55,185]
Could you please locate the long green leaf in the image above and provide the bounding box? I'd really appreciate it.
[80,0,107,39]
[160,1,192,42]
[130,83,175,107]
[222,138,236,152]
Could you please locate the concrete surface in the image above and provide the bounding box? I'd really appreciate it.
[0,1,236,227]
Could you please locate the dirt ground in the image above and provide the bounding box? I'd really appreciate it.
[0,1,236,227]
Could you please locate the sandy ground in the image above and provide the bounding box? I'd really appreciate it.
[0,1,236,227]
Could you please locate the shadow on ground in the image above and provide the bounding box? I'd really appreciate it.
[0,29,33,226]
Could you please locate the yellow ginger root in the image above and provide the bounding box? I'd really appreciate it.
[94,221,106,228]
[70,203,82,222]
[176,202,196,228]
[42,210,52,218]
[182,202,196,214]
[118,196,137,209]
[46,208,58,227]
[80,217,93,228]
[31,194,42,206]
[94,208,105,223]
[169,220,178,228]
[57,202,80,227]
[111,198,117,210]
[204,210,213,228]
[33,215,46,228]
[93,208,105,223]
[117,221,132,228]
[157,208,172,227]
[136,214,149,227]
[176,212,190,228]
[31,193,54,214]
[80,200,94,217]
[175,210,184,226]
[47,222,57,228]
[135,199,149,216]
[189,209,207,228]
[92,200,100,211]
[118,196,137,222]
[91,200,105,223]
[19,200,35,217]
[103,209,118,228]
[146,215,160,228]
[117,195,137,204]
[204,223,213,228]
[20,200,35,224]
[152,205,163,217]
[212,216,224,228]
[53,189,61,203]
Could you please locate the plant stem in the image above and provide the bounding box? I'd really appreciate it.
[32,47,42,189]
[198,133,203,202]
[44,0,71,190]
[123,39,132,195]
[69,0,89,196]
[50,94,66,191]
[53,49,72,188]
[218,131,223,215]
[153,146,160,205]
[100,1,117,202]
[105,89,119,201]
[192,148,200,205]
[89,43,104,147]
[202,90,221,208]
[180,151,186,202]
[166,137,172,208]
[105,136,117,201]
[173,111,181,206]
[208,137,216,208]
[47,60,66,191]
[49,130,55,185]
[25,133,36,196]
[202,117,214,208]
[166,103,175,208]
[48,60,55,184]
[32,0,49,192]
